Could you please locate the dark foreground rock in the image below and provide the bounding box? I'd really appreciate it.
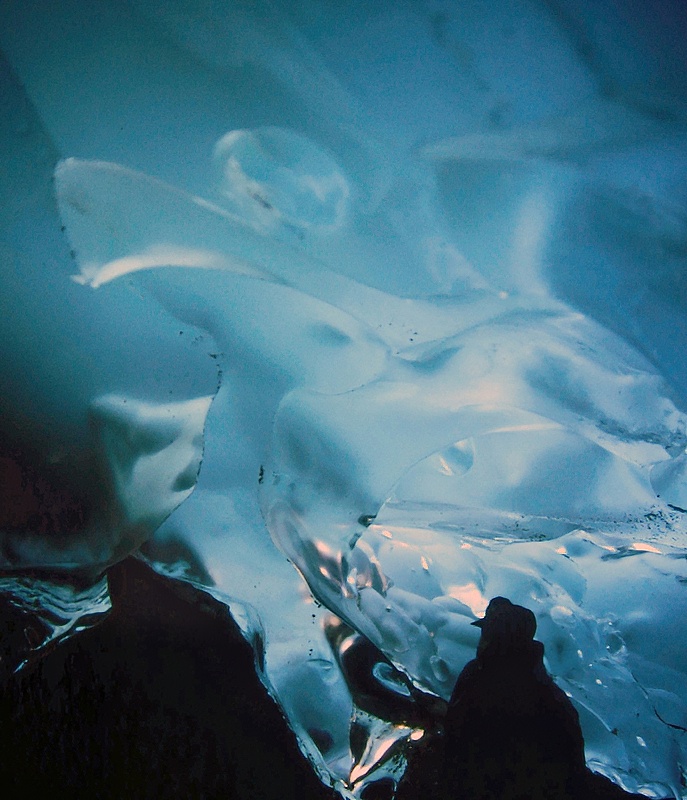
[1,570,674,800]
[396,597,670,800]
[0,557,336,800]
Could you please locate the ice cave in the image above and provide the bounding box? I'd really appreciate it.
[1,1,686,797]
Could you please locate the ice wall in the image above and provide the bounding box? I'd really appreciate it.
[1,1,687,797]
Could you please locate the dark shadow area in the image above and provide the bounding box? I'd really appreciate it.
[0,443,92,537]
[0,570,675,800]
[397,597,671,800]
[0,556,335,800]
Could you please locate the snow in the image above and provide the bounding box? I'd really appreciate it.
[1,1,687,797]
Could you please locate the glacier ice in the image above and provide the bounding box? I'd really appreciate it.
[213,127,351,237]
[49,154,687,796]
[1,0,687,798]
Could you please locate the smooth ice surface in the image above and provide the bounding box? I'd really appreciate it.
[1,1,687,797]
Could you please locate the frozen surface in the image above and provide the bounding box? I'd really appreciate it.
[1,1,687,797]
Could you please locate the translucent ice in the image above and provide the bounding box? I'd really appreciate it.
[2,1,687,798]
[213,127,350,237]
[50,149,687,797]
[0,392,212,575]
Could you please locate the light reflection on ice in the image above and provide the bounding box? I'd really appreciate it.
[1,1,687,797]
[0,573,111,672]
[49,143,685,793]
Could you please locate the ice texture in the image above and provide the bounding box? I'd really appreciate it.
[1,0,687,797]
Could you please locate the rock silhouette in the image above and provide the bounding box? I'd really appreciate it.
[440,597,655,800]
[0,557,336,800]
[0,576,670,800]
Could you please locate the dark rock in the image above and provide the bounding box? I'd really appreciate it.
[397,596,667,800]
[0,556,336,800]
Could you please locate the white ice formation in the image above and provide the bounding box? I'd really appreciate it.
[1,1,687,797]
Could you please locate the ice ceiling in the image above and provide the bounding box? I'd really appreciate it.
[1,0,687,797]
